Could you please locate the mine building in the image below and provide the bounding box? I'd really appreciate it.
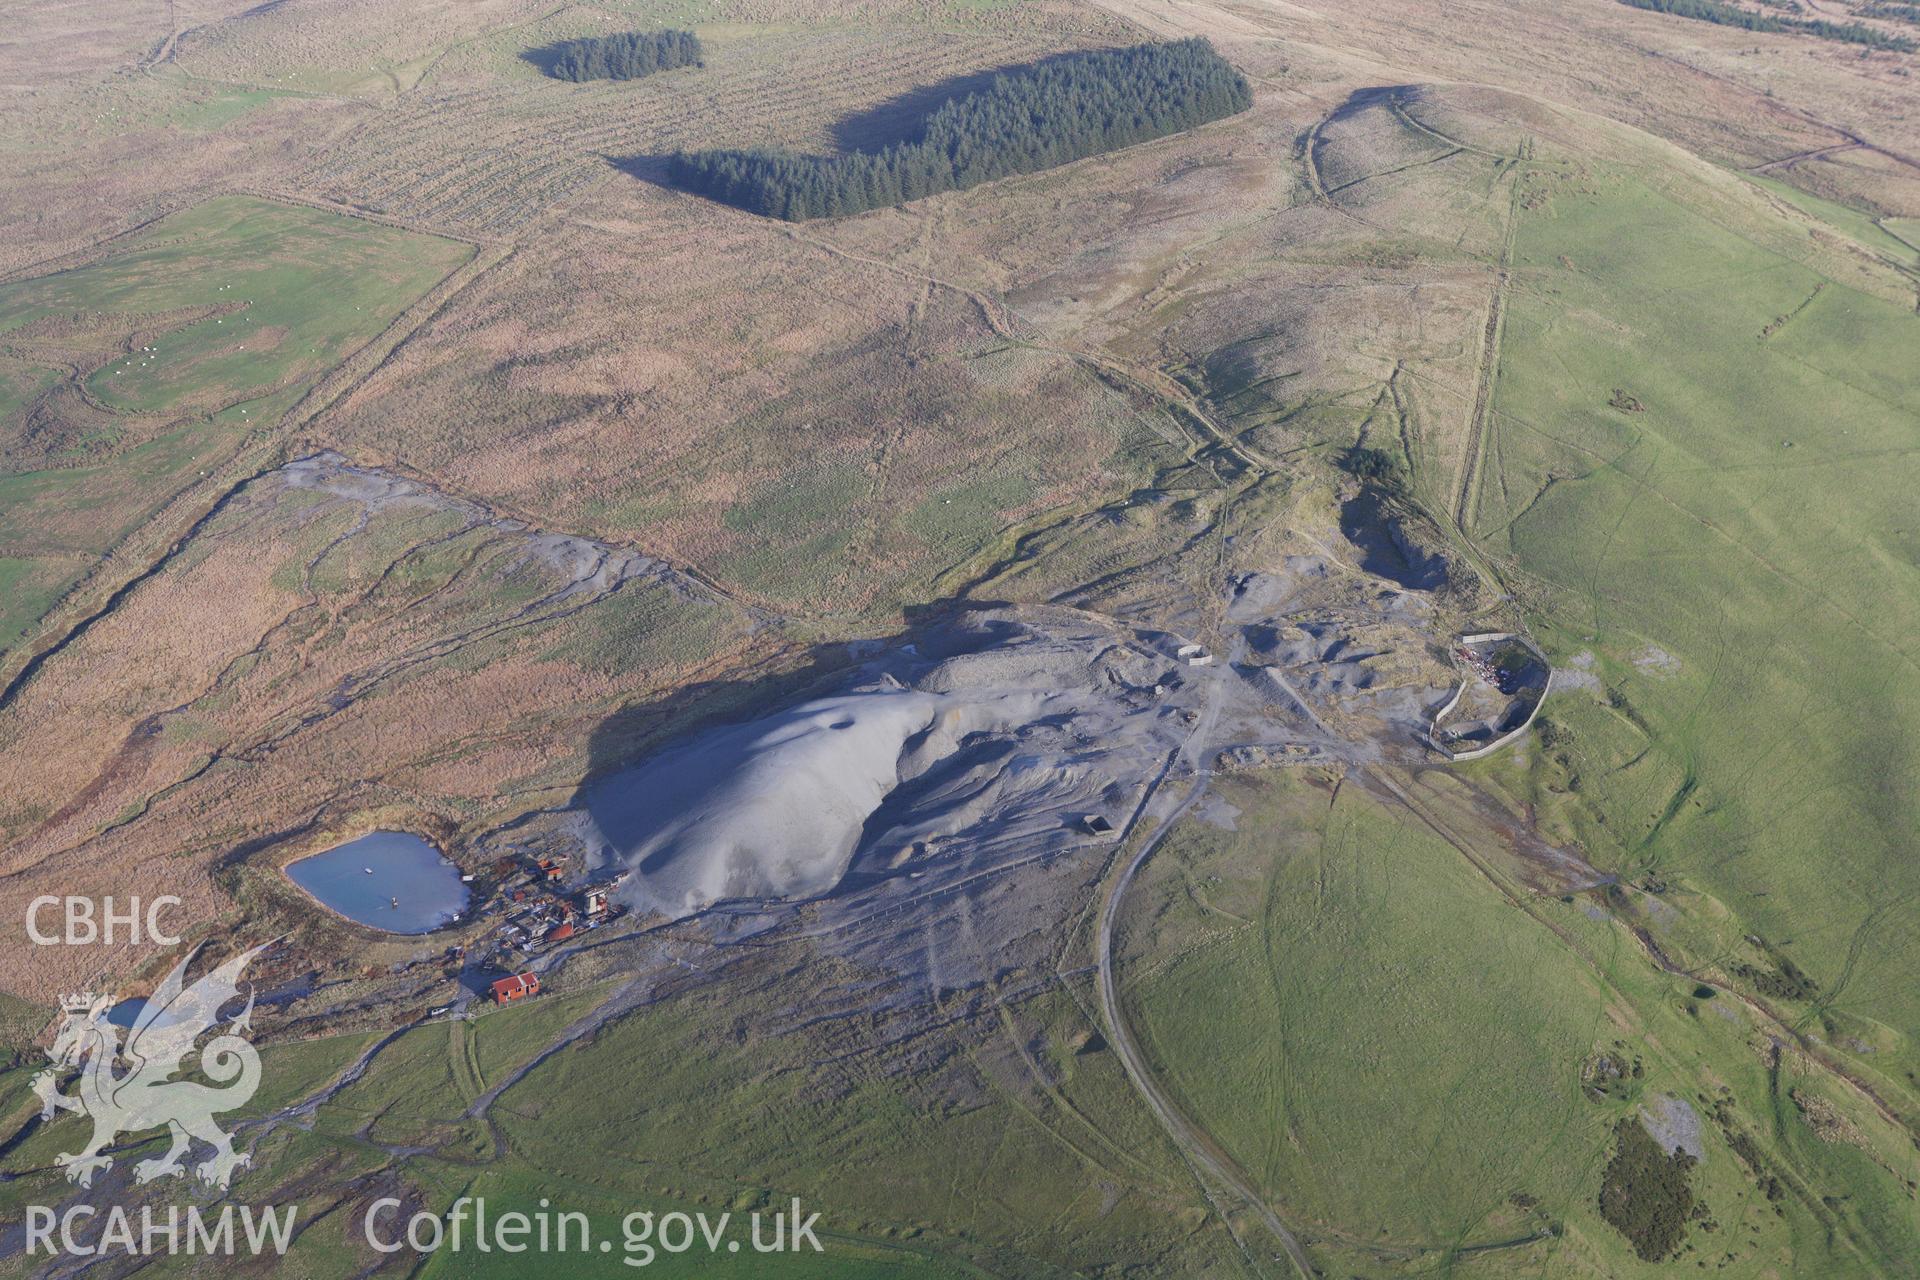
[490,972,541,1004]
[1176,643,1214,667]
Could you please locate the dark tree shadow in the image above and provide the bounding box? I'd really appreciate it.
[603,152,678,186]
[519,42,571,79]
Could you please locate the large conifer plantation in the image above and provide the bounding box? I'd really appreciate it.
[666,38,1253,220]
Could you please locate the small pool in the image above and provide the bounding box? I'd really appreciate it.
[285,831,469,934]
[108,998,166,1028]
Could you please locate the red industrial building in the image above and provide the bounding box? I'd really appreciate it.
[490,972,541,1004]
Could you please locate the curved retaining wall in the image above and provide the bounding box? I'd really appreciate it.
[1425,681,1468,748]
[1431,633,1552,762]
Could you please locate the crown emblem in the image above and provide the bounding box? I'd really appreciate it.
[38,944,268,1191]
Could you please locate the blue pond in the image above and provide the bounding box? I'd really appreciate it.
[107,998,167,1028]
[285,831,469,934]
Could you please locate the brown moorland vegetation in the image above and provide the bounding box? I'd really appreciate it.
[3,0,1914,997]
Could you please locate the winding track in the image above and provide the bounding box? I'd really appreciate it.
[1091,664,1320,1279]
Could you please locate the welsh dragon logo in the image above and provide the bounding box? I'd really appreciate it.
[33,944,266,1189]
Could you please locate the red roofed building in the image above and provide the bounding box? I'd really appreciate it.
[490,972,540,1004]
[546,922,575,944]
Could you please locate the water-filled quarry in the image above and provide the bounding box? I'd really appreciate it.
[285,830,469,933]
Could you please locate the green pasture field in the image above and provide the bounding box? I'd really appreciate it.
[1455,155,1920,1155]
[0,196,471,664]
[479,986,1229,1275]
[1122,770,1920,1276]
[1747,172,1920,268]
[0,359,58,421]
[0,417,239,553]
[162,86,290,133]
[0,974,1234,1277]
[0,556,73,651]
[0,195,471,421]
[0,417,240,669]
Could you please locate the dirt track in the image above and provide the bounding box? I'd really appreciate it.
[1092,661,1321,1278]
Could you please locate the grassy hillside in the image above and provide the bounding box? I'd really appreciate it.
[1121,771,1920,1275]
[1473,153,1920,1109]
[0,0,1914,1275]
[0,976,1246,1276]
